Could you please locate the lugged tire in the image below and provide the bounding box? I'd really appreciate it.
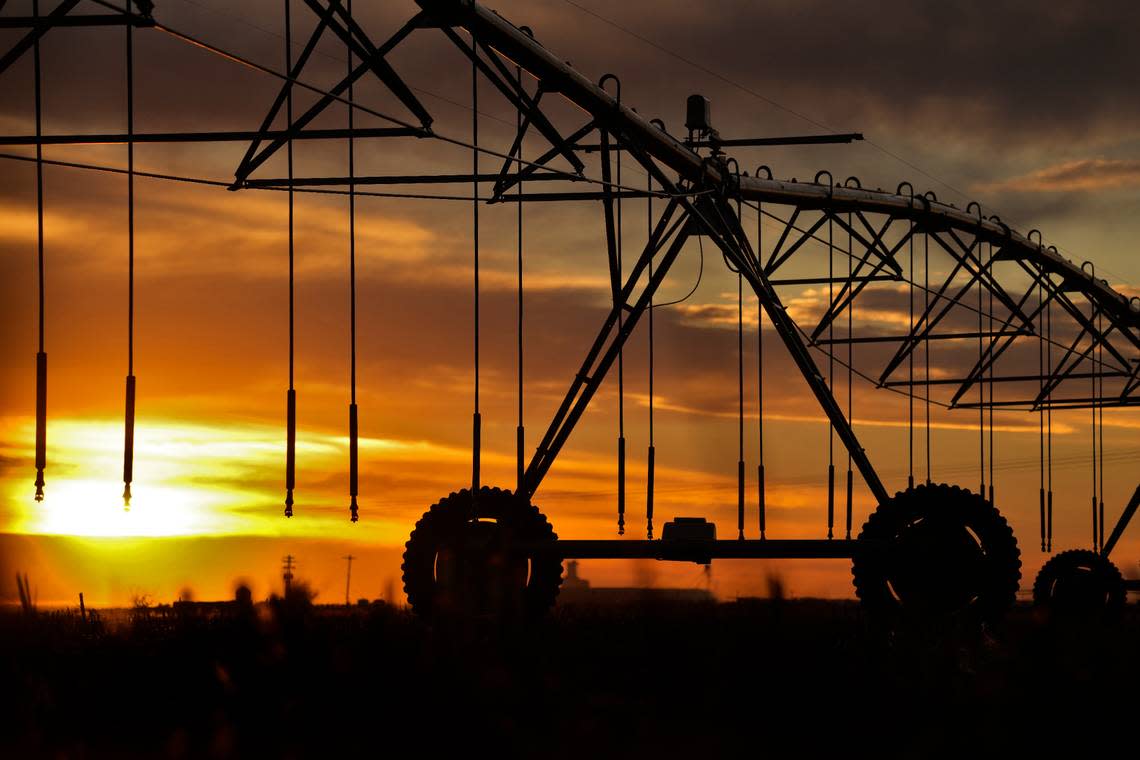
[401,486,563,619]
[1032,548,1125,618]
[852,482,1021,625]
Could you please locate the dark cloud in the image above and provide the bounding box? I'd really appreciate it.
[7,1,1138,147]
[532,0,1140,146]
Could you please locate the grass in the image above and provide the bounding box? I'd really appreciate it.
[1,594,1136,758]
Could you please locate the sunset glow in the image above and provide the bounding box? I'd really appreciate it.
[2,0,1139,611]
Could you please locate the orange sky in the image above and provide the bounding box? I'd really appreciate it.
[2,0,1139,607]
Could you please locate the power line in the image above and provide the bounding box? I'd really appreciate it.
[142,12,657,198]
[559,0,832,132]
[2,148,1120,386]
[0,151,688,202]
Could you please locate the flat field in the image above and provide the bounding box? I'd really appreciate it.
[2,597,1136,758]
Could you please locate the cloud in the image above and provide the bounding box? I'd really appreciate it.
[978,159,1140,193]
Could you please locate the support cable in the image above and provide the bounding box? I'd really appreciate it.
[142,17,654,197]
[471,40,481,503]
[4,149,696,202]
[32,0,47,502]
[122,0,136,509]
[347,0,359,522]
[284,0,296,517]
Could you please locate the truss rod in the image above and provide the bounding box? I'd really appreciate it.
[0,14,152,29]
[818,329,1033,345]
[575,132,864,151]
[0,128,424,145]
[0,0,83,76]
[955,398,1140,410]
[884,371,1132,387]
[245,171,578,187]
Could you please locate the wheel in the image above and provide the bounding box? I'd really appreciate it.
[401,486,563,619]
[1032,549,1125,618]
[852,483,1021,625]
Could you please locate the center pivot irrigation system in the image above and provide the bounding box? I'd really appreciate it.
[8,0,1140,622]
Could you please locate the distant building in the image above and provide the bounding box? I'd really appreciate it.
[559,560,714,605]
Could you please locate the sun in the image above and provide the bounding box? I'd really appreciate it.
[4,418,271,538]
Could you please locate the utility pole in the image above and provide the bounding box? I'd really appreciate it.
[282,554,295,595]
[343,554,355,605]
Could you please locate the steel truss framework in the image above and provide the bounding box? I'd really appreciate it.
[4,0,1140,565]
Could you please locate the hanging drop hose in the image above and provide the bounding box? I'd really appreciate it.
[730,181,744,541]
[616,178,626,537]
[1098,310,1105,550]
[122,4,136,510]
[347,0,358,523]
[1090,294,1098,552]
[516,61,525,497]
[646,170,655,540]
[33,0,47,502]
[978,233,985,499]
[1046,279,1053,551]
[599,75,625,536]
[827,213,834,540]
[907,210,914,491]
[988,241,995,506]
[471,45,481,506]
[924,231,931,485]
[845,212,853,540]
[284,0,296,518]
[756,195,765,540]
[737,269,744,540]
[1038,265,1046,550]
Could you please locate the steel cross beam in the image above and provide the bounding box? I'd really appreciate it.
[492,121,597,197]
[0,0,85,76]
[945,264,1059,408]
[300,0,432,127]
[876,239,986,386]
[421,2,1137,339]
[491,85,544,199]
[808,212,908,342]
[1101,484,1140,559]
[232,4,427,186]
[439,27,585,178]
